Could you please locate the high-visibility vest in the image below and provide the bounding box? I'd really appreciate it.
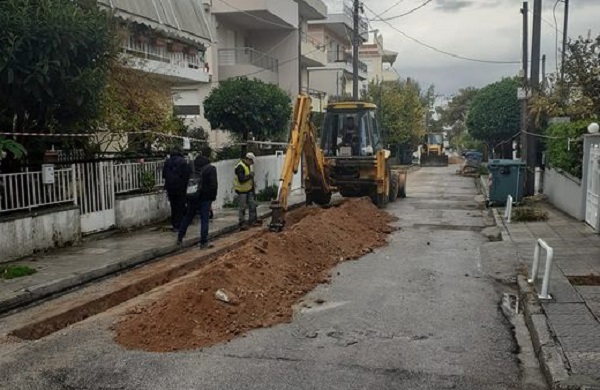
[233,161,253,193]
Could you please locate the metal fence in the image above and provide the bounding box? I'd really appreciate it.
[0,166,77,213]
[113,160,165,195]
[0,160,165,214]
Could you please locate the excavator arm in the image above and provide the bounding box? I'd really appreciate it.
[269,95,331,232]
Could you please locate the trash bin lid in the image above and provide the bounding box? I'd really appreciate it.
[488,159,526,169]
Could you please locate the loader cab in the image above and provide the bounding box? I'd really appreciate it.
[320,102,383,157]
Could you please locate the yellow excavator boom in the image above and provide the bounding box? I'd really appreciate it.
[269,95,331,232]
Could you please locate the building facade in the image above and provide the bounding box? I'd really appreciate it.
[359,33,399,84]
[306,1,369,104]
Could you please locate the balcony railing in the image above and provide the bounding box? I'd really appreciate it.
[327,51,368,73]
[122,39,205,71]
[219,48,279,73]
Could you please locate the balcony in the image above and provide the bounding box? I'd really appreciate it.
[301,35,327,67]
[218,48,279,84]
[297,0,327,20]
[212,0,297,30]
[122,39,209,83]
[308,3,368,43]
[326,51,368,78]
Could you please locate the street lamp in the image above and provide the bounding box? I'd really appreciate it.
[588,122,599,134]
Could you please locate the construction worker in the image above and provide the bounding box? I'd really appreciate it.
[177,155,218,249]
[234,152,260,230]
[163,146,191,231]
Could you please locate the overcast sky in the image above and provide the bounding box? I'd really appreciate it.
[360,0,600,98]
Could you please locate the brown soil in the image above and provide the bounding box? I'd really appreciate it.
[114,198,396,352]
[568,275,600,286]
[449,156,465,165]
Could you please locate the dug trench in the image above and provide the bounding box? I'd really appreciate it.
[4,198,396,351]
[113,198,397,352]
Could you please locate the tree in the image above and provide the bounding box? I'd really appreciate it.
[466,78,520,156]
[0,0,115,134]
[203,78,292,156]
[93,62,185,154]
[545,120,589,178]
[529,34,600,125]
[368,80,427,148]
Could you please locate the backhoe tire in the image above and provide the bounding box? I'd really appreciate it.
[372,193,388,209]
[389,171,399,202]
[308,190,332,206]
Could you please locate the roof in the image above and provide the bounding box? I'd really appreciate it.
[327,101,378,110]
[98,0,213,46]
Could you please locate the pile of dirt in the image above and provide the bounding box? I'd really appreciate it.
[114,198,396,352]
[448,156,465,165]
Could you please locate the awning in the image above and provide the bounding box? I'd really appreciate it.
[97,0,213,46]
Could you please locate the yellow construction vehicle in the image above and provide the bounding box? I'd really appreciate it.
[420,132,449,167]
[269,95,406,232]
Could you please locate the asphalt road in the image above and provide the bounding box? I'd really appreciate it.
[0,167,544,390]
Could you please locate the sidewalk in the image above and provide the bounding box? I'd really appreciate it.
[501,203,600,388]
[0,191,307,314]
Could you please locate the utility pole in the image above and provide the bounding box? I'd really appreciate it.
[542,54,546,89]
[525,0,542,196]
[352,0,360,100]
[519,2,529,162]
[560,0,569,83]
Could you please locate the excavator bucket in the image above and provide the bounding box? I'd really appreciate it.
[269,200,285,232]
[420,154,449,167]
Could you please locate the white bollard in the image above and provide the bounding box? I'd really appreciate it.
[504,195,513,223]
[534,167,542,195]
[527,239,555,300]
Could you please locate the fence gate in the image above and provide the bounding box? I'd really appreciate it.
[76,162,115,234]
[585,142,600,230]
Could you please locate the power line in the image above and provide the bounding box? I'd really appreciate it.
[363,4,520,65]
[372,0,434,22]
[377,0,409,18]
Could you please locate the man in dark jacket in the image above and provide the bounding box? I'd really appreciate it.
[177,155,218,249]
[163,147,191,231]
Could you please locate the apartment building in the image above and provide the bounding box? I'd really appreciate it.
[306,0,369,103]
[359,32,399,84]
[98,0,213,106]
[185,0,326,145]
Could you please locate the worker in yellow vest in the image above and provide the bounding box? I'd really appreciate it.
[234,152,260,230]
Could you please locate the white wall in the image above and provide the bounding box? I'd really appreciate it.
[543,167,585,220]
[0,207,80,263]
[212,154,302,209]
[115,191,170,229]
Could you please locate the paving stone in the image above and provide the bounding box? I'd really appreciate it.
[543,303,593,316]
[546,312,599,325]
[564,352,600,380]
[558,337,600,352]
[550,323,600,338]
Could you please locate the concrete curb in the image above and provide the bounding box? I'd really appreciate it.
[487,196,578,389]
[0,199,307,314]
[517,275,576,390]
[491,208,511,242]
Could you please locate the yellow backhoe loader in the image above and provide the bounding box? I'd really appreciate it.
[420,133,449,167]
[269,95,406,232]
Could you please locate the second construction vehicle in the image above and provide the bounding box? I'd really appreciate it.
[269,95,406,231]
[420,132,449,167]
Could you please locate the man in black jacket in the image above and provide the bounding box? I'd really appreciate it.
[163,147,191,231]
[177,155,218,249]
